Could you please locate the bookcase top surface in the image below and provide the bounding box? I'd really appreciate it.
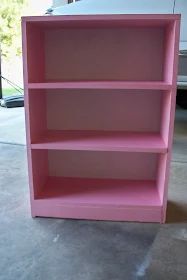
[22,14,180,24]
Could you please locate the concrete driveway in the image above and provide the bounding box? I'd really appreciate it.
[0,107,26,145]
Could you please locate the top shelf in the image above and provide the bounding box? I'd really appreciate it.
[23,16,179,85]
[22,14,180,27]
[27,81,172,90]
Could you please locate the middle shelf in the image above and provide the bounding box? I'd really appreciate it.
[27,88,171,153]
[27,81,172,90]
[31,130,167,153]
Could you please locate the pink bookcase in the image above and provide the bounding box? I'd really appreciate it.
[22,14,180,223]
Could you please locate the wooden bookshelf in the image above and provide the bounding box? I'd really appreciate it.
[22,14,180,222]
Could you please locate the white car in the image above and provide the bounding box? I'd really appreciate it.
[52,0,187,91]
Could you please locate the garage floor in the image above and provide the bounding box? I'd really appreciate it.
[0,106,187,280]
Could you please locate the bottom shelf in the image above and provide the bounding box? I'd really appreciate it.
[32,177,163,222]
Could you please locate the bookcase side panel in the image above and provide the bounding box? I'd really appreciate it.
[158,19,180,222]
[163,22,177,84]
[160,90,172,145]
[26,23,45,83]
[31,150,48,200]
[28,90,47,142]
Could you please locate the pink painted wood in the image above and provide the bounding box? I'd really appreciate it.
[28,81,172,90]
[46,89,162,132]
[22,14,180,222]
[31,130,166,153]
[158,20,180,223]
[47,151,158,180]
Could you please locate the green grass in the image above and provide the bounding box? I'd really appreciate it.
[2,88,22,97]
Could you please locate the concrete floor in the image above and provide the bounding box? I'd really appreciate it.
[0,106,187,280]
[0,107,25,145]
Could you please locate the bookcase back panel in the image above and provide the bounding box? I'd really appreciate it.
[47,90,162,132]
[45,27,164,81]
[48,150,158,180]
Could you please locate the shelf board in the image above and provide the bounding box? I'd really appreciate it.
[31,131,167,153]
[36,177,161,208]
[27,81,172,90]
[22,14,180,25]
